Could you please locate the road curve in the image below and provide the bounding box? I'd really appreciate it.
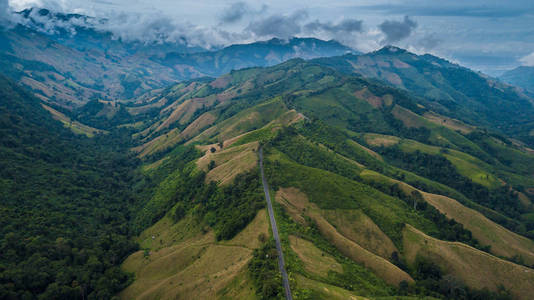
[259,147,293,300]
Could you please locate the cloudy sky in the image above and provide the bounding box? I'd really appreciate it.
[3,0,534,75]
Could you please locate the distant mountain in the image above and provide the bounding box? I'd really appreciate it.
[0,8,356,108]
[154,37,356,77]
[312,46,534,145]
[500,66,534,92]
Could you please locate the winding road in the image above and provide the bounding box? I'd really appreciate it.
[259,147,293,300]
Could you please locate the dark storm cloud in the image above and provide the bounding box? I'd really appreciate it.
[246,10,308,39]
[219,2,249,24]
[379,16,417,44]
[304,19,363,35]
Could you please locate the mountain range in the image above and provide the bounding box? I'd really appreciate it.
[500,66,534,92]
[2,7,534,300]
[0,8,355,108]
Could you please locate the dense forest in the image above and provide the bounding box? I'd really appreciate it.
[0,76,144,299]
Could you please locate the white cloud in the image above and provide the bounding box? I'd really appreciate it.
[5,0,534,74]
[520,52,534,66]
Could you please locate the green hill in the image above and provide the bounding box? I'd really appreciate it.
[101,58,534,299]
[500,66,534,92]
[4,41,534,300]
[312,46,534,146]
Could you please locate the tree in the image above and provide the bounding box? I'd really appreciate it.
[208,160,216,170]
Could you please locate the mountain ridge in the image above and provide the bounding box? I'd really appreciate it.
[0,10,357,108]
[500,66,534,92]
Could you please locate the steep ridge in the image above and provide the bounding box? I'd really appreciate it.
[312,46,534,145]
[500,66,534,92]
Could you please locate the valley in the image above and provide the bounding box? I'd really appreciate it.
[1,4,534,300]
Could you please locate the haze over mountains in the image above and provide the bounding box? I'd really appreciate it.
[2,5,534,300]
[500,66,534,93]
[0,8,355,108]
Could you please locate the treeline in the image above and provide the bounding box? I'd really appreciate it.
[402,256,512,300]
[193,171,265,240]
[379,147,522,219]
[269,126,483,249]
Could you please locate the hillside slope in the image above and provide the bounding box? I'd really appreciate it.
[312,46,534,145]
[114,59,534,299]
[500,66,534,92]
[0,9,355,108]
[0,76,143,298]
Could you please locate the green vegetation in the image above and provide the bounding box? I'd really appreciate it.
[263,145,435,249]
[136,145,265,241]
[269,128,485,250]
[195,171,265,240]
[273,192,395,298]
[404,256,513,300]
[378,146,522,220]
[3,42,534,300]
[0,76,142,299]
[249,241,284,299]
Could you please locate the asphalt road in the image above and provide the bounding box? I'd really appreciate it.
[259,147,293,300]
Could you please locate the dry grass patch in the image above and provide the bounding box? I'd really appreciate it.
[403,225,534,300]
[289,235,343,277]
[133,128,181,158]
[121,244,252,300]
[359,170,416,196]
[191,99,289,144]
[120,210,268,300]
[220,209,269,250]
[422,192,534,266]
[42,104,104,137]
[322,209,398,260]
[364,133,400,147]
[157,96,217,132]
[217,267,258,300]
[180,112,217,140]
[296,275,369,300]
[358,169,534,266]
[355,88,384,108]
[423,112,474,134]
[134,113,216,158]
[518,192,533,210]
[275,188,414,287]
[391,105,427,128]
[196,141,259,185]
[347,140,383,161]
[312,213,413,287]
